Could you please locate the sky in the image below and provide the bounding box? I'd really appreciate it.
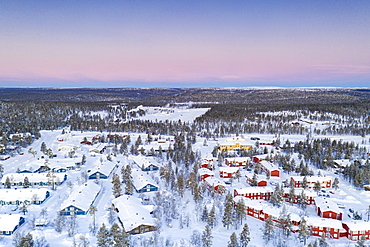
[0,0,369,88]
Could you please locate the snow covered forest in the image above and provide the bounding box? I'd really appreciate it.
[0,87,370,247]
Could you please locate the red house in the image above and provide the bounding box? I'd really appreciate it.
[224,157,250,167]
[343,221,370,241]
[282,188,316,205]
[204,177,226,193]
[200,158,214,170]
[314,197,343,220]
[260,160,280,177]
[245,173,268,187]
[219,167,239,179]
[306,217,345,239]
[234,187,274,201]
[290,176,332,189]
[198,168,215,181]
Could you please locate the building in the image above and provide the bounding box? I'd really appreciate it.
[88,161,116,180]
[0,188,50,205]
[0,214,25,235]
[282,188,316,205]
[245,173,268,187]
[218,137,253,152]
[131,168,159,193]
[306,217,346,239]
[59,181,101,215]
[198,168,214,181]
[260,160,280,177]
[204,177,226,193]
[200,158,214,170]
[224,157,250,167]
[314,197,343,220]
[343,221,370,241]
[234,187,274,200]
[290,176,332,189]
[219,166,239,179]
[1,173,67,187]
[112,195,157,235]
[130,155,159,171]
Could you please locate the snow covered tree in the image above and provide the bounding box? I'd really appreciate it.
[89,205,98,234]
[288,186,295,204]
[251,173,258,186]
[67,214,78,237]
[28,148,37,158]
[45,148,53,158]
[298,190,308,210]
[201,205,209,222]
[313,181,321,193]
[239,223,250,247]
[40,142,47,153]
[16,232,34,247]
[302,176,308,189]
[23,177,30,188]
[207,204,217,228]
[223,193,234,230]
[201,225,213,247]
[5,176,11,188]
[278,205,293,237]
[193,183,203,204]
[81,154,86,165]
[332,177,339,190]
[270,184,283,207]
[227,232,239,247]
[124,179,133,195]
[235,199,246,226]
[112,173,122,198]
[298,217,310,245]
[263,216,275,243]
[190,230,202,246]
[96,223,113,247]
[54,214,65,233]
[110,223,130,247]
[319,232,328,247]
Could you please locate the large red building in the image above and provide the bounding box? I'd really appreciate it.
[314,197,343,220]
[234,187,274,201]
[343,221,370,241]
[290,176,332,189]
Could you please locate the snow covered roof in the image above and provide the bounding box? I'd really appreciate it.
[234,186,274,194]
[112,195,156,232]
[130,155,159,169]
[225,157,250,162]
[290,175,332,183]
[260,160,279,171]
[219,166,239,173]
[204,177,225,187]
[0,188,49,202]
[283,188,317,197]
[1,173,66,184]
[305,217,344,229]
[314,197,342,213]
[131,168,159,191]
[88,161,115,177]
[59,181,100,212]
[0,214,23,231]
[244,172,267,181]
[198,168,215,176]
[333,159,352,167]
[343,221,370,231]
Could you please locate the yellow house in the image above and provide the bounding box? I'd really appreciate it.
[219,138,253,151]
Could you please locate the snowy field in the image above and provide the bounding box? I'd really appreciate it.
[0,106,369,247]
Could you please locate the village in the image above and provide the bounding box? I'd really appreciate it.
[0,106,369,247]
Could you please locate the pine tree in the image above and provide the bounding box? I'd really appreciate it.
[201,225,213,247]
[112,173,122,198]
[89,205,98,234]
[227,232,239,247]
[201,205,209,222]
[207,204,217,228]
[5,176,11,188]
[110,223,130,247]
[239,223,250,247]
[288,186,295,204]
[270,184,283,207]
[40,142,46,153]
[298,217,311,245]
[302,176,308,189]
[23,177,30,188]
[298,190,307,210]
[319,232,328,247]
[16,232,34,247]
[235,199,246,226]
[263,216,275,243]
[222,194,234,230]
[81,154,87,165]
[332,177,339,190]
[124,179,134,195]
[96,223,113,247]
[314,181,321,193]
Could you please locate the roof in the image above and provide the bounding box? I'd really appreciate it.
[225,157,250,162]
[314,197,342,214]
[198,168,215,176]
[290,176,332,183]
[130,155,159,170]
[131,168,159,191]
[305,216,344,229]
[343,221,370,231]
[0,188,49,202]
[59,181,100,212]
[1,173,66,183]
[244,172,267,181]
[260,160,280,171]
[0,214,23,231]
[219,166,239,173]
[283,188,317,197]
[88,161,115,177]
[204,177,225,187]
[234,186,274,194]
[112,195,156,232]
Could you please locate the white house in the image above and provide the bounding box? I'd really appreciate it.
[130,155,159,171]
[0,188,50,205]
[131,168,159,193]
[0,214,25,235]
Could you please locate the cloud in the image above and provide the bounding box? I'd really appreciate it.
[312,65,370,75]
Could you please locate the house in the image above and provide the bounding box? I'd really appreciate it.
[245,172,268,187]
[219,166,239,179]
[112,195,157,235]
[204,177,226,193]
[59,181,101,216]
[260,160,280,177]
[343,221,370,241]
[0,188,50,205]
[198,168,215,181]
[218,137,253,152]
[314,197,343,220]
[306,217,346,239]
[1,173,67,187]
[88,161,116,180]
[130,155,159,171]
[258,139,275,145]
[290,176,332,189]
[282,188,316,205]
[0,214,25,235]
[224,157,250,167]
[131,168,159,193]
[234,187,274,201]
[200,158,214,170]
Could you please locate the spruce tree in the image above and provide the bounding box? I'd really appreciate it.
[201,205,209,222]
[110,223,130,247]
[235,199,246,226]
[201,225,213,247]
[239,223,250,247]
[112,173,122,198]
[207,204,217,228]
[298,217,310,245]
[263,216,275,243]
[332,177,339,190]
[227,232,239,247]
[96,223,113,247]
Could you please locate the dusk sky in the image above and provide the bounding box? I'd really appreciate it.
[0,1,369,88]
